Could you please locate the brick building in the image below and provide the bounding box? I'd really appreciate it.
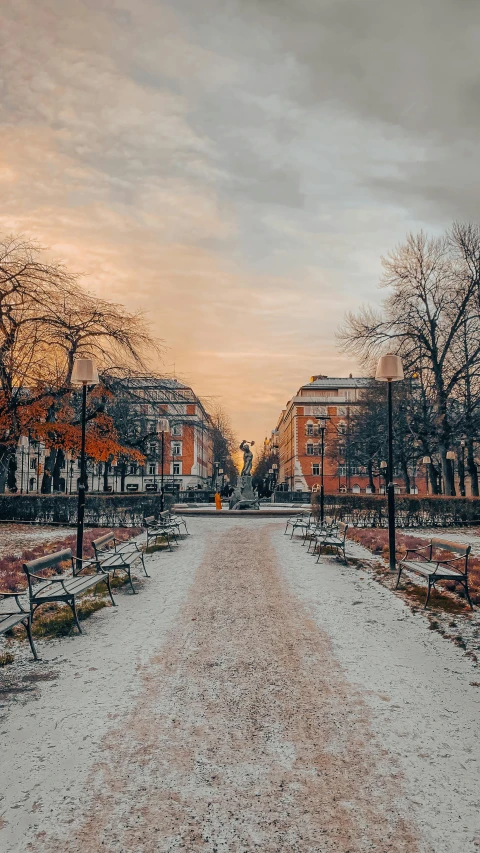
[274,374,418,495]
[11,377,214,494]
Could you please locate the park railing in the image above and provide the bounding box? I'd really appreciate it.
[0,494,174,527]
[313,493,480,528]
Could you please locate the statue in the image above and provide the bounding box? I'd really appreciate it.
[229,440,259,510]
[239,440,254,477]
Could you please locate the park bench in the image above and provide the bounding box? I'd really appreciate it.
[306,516,338,552]
[144,511,186,549]
[284,512,311,537]
[92,532,148,595]
[0,590,38,660]
[315,521,349,565]
[168,510,189,536]
[23,549,115,635]
[396,538,474,609]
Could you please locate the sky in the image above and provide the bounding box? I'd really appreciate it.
[1,0,480,444]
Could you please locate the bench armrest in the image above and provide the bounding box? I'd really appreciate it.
[401,545,429,558]
[0,590,29,612]
[74,557,97,574]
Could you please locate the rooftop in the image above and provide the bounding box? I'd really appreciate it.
[301,376,371,390]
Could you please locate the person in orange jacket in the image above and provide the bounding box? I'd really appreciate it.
[214,491,222,510]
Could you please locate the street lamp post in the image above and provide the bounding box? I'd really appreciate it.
[379,460,387,493]
[317,415,329,525]
[71,358,99,569]
[376,353,404,572]
[446,450,456,495]
[460,439,466,496]
[157,418,170,511]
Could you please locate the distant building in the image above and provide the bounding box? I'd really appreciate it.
[11,377,214,494]
[274,374,420,495]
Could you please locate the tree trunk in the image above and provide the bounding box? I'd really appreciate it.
[41,448,57,493]
[400,457,411,493]
[428,462,440,494]
[120,459,126,492]
[0,447,11,493]
[467,439,479,496]
[367,459,376,493]
[103,461,110,491]
[52,448,65,491]
[7,453,17,491]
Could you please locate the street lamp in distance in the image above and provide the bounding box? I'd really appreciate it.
[375,353,404,572]
[157,418,170,511]
[317,414,330,525]
[71,358,99,569]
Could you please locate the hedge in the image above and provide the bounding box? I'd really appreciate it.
[312,493,480,528]
[0,493,174,527]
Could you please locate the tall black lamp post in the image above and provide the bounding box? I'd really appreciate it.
[446,450,456,496]
[71,358,99,569]
[460,439,466,496]
[376,353,404,572]
[157,417,170,511]
[317,415,330,525]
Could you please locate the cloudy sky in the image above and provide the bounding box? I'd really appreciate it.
[1,0,479,442]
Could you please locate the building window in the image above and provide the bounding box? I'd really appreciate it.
[305,422,314,436]
[148,443,157,455]
[337,422,347,435]
[173,463,181,475]
[148,464,156,475]
[338,465,346,476]
[312,464,320,475]
[306,443,314,455]
[171,424,182,436]
[129,463,137,474]
[172,442,182,456]
[30,458,36,469]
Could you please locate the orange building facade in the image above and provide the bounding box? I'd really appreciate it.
[274,375,422,495]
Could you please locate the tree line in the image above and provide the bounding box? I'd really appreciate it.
[338,223,480,496]
[0,235,236,492]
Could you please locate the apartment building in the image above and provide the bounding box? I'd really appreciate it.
[275,374,374,494]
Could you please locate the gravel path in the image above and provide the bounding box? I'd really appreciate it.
[1,518,479,852]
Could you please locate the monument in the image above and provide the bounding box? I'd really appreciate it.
[229,440,260,510]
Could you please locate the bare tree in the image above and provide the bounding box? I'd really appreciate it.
[0,235,161,492]
[338,229,480,495]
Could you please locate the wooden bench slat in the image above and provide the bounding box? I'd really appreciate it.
[397,536,473,609]
[0,612,29,632]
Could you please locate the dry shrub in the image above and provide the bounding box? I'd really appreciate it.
[0,526,142,591]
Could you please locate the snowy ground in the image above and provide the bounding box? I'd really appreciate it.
[0,517,479,852]
[0,524,73,559]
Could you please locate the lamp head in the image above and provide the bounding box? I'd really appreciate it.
[71,358,99,386]
[375,353,404,382]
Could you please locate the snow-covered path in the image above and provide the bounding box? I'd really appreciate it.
[1,518,479,852]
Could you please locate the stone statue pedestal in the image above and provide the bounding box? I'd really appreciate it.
[229,475,259,510]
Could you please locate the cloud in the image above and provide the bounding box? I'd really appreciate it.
[0,0,478,441]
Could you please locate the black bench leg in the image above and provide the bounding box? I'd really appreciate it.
[127,568,137,595]
[105,573,117,607]
[464,580,474,610]
[395,565,403,589]
[424,579,433,609]
[24,616,39,661]
[140,552,150,578]
[69,598,82,633]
